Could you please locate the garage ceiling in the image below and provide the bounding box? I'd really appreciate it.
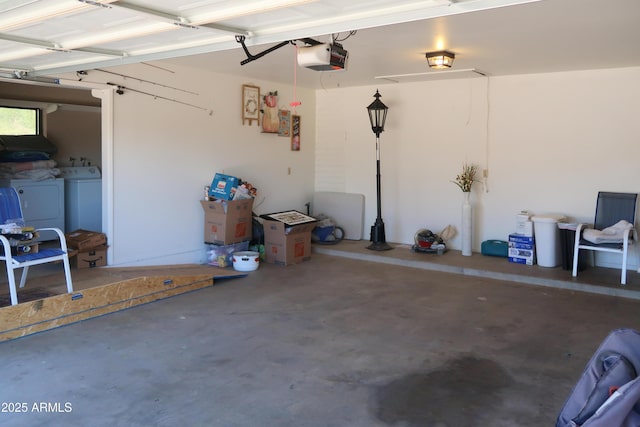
[1,0,639,89]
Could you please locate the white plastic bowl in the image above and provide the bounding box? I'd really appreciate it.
[232,251,260,272]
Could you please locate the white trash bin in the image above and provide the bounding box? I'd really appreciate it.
[532,214,566,267]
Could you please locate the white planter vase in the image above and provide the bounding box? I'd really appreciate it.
[461,192,472,256]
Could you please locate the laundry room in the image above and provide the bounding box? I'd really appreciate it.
[0,81,103,236]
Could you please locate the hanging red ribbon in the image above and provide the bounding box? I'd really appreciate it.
[290,43,301,111]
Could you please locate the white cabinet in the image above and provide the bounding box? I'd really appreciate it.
[0,178,65,241]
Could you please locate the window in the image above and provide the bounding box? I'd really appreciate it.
[0,106,41,135]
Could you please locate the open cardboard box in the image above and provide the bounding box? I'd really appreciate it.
[201,198,253,245]
[65,229,107,251]
[260,211,317,266]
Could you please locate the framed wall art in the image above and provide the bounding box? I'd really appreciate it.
[291,114,301,151]
[261,90,279,133]
[278,109,291,137]
[242,84,260,125]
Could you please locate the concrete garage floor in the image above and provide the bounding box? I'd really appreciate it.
[1,242,640,426]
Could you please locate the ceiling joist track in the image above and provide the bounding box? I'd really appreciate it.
[1,0,252,79]
[103,1,250,35]
[0,32,127,57]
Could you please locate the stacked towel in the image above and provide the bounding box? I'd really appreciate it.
[583,220,634,244]
[0,160,56,173]
[0,160,58,180]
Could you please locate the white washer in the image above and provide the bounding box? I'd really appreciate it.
[58,166,102,232]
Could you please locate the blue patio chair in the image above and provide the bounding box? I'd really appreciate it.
[0,187,73,305]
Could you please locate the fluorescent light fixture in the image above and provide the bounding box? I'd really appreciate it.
[375,68,488,82]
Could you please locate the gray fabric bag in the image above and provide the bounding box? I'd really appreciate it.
[556,328,640,427]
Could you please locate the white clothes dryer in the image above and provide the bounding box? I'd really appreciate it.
[58,166,102,232]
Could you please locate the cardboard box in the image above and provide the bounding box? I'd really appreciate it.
[66,229,107,251]
[71,244,108,269]
[509,240,535,248]
[263,220,316,266]
[508,233,535,265]
[508,247,534,258]
[508,234,535,246]
[208,173,240,201]
[516,220,533,236]
[508,256,534,265]
[201,198,253,245]
[515,212,533,236]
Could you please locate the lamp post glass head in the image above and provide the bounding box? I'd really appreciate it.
[367,90,388,137]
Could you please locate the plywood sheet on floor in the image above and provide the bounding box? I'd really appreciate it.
[0,274,215,342]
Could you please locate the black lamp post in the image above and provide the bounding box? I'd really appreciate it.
[366,89,392,251]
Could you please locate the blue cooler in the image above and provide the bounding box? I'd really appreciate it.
[481,240,508,257]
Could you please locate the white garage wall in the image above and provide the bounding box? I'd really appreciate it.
[94,63,316,266]
[315,67,640,269]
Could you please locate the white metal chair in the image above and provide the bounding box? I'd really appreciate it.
[572,192,638,285]
[0,187,73,305]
